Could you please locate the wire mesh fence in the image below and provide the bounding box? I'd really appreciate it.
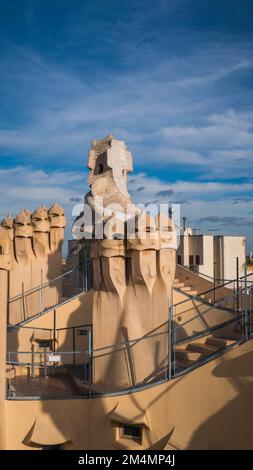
[6,276,253,400]
[6,351,91,399]
[91,327,169,395]
[6,327,169,399]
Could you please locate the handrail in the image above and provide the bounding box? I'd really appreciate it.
[7,288,90,329]
[174,313,242,345]
[173,287,240,324]
[6,283,253,400]
[8,266,79,303]
[173,271,253,308]
[177,264,234,282]
[93,328,168,355]
[7,350,86,355]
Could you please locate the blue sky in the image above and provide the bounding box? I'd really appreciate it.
[0,0,253,250]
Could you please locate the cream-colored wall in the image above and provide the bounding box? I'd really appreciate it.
[178,234,246,282]
[4,338,253,450]
[7,291,93,353]
[8,286,236,355]
[178,235,214,277]
[175,265,236,308]
[177,235,189,266]
[201,236,214,278]
[222,236,246,280]
[172,288,234,341]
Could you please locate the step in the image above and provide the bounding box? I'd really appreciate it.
[186,342,220,354]
[199,294,212,302]
[212,330,242,341]
[174,349,202,364]
[180,286,192,292]
[174,282,185,288]
[205,337,235,348]
[188,290,198,296]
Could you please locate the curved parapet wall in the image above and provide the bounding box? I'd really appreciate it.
[4,338,253,450]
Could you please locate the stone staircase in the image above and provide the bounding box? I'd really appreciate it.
[174,327,241,370]
[173,277,213,303]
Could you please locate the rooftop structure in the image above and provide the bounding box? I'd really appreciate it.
[0,137,253,450]
[177,227,246,282]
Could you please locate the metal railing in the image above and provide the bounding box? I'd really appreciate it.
[8,262,93,326]
[6,325,169,399]
[6,281,253,400]
[181,264,234,283]
[171,279,253,377]
[6,270,253,400]
[174,269,253,311]
[6,351,92,399]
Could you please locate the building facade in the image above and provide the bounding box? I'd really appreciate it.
[177,231,246,282]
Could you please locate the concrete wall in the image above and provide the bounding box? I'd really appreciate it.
[3,338,253,450]
[177,235,213,277]
[172,287,234,341]
[178,234,246,282]
[7,291,93,354]
[222,236,246,280]
[175,265,236,307]
[8,285,236,355]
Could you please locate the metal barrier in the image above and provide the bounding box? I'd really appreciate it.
[8,264,92,326]
[171,281,253,378]
[174,271,253,313]
[6,351,91,399]
[176,265,253,310]
[6,326,169,399]
[6,275,253,400]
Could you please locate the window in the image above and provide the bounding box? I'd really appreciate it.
[195,255,200,265]
[177,255,182,265]
[42,444,62,450]
[119,424,142,443]
[189,255,194,265]
[98,163,104,174]
[37,340,53,349]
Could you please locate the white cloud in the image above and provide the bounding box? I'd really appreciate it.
[0,166,85,220]
[0,166,252,250]
[0,44,252,172]
[161,111,253,151]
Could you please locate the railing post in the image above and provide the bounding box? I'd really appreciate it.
[53,310,56,353]
[31,345,35,378]
[40,270,44,315]
[233,281,235,311]
[44,346,47,379]
[85,243,88,292]
[7,352,11,399]
[213,265,216,303]
[168,305,173,380]
[244,264,248,340]
[164,330,167,382]
[88,327,92,398]
[236,257,239,315]
[21,282,26,321]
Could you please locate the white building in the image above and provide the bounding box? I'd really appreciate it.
[177,228,246,282]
